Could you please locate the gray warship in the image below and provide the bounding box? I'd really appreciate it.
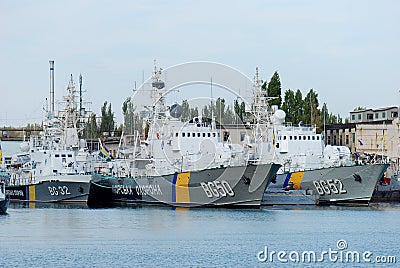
[264,115,388,205]
[241,67,389,206]
[3,62,94,205]
[88,64,280,208]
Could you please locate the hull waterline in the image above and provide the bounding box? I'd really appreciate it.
[6,180,90,204]
[265,164,389,206]
[88,164,281,208]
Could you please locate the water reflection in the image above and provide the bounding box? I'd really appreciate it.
[9,202,89,210]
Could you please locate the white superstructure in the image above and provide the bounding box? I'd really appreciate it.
[7,71,94,186]
[102,63,248,178]
[246,68,353,173]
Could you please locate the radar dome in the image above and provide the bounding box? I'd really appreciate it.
[20,142,30,152]
[170,103,183,118]
[273,109,286,124]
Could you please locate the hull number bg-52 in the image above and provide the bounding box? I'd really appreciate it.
[313,179,347,196]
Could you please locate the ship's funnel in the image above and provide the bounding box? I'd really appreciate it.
[49,60,55,115]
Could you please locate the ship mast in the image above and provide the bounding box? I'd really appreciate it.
[79,73,83,115]
[251,67,274,124]
[248,67,277,164]
[49,60,55,116]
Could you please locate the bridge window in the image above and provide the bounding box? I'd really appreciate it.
[176,133,178,137]
[312,136,315,140]
[192,133,195,137]
[182,133,185,137]
[197,133,200,137]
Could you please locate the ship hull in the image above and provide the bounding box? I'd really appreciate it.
[5,175,91,204]
[265,164,389,205]
[87,164,281,208]
[371,166,400,202]
[0,197,9,214]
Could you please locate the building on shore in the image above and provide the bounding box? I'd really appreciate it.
[325,106,399,163]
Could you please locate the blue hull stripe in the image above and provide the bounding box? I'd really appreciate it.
[172,173,178,202]
[283,173,291,187]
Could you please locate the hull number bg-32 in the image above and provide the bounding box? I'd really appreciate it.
[48,186,71,196]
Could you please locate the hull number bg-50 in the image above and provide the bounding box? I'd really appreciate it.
[201,180,235,198]
[313,179,347,196]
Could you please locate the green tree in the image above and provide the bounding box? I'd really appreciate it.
[189,107,199,119]
[262,71,282,107]
[223,105,235,124]
[214,98,226,125]
[181,99,190,122]
[100,101,115,134]
[240,102,246,122]
[233,99,246,123]
[203,105,210,119]
[303,89,320,125]
[83,113,98,138]
[281,89,296,123]
[294,89,304,124]
[122,97,142,134]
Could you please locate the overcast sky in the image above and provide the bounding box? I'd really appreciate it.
[1,0,399,126]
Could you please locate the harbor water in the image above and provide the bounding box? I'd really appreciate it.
[1,204,400,267]
[1,142,399,267]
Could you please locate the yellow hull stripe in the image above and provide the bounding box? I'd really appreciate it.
[29,185,36,201]
[176,172,190,203]
[290,171,305,190]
